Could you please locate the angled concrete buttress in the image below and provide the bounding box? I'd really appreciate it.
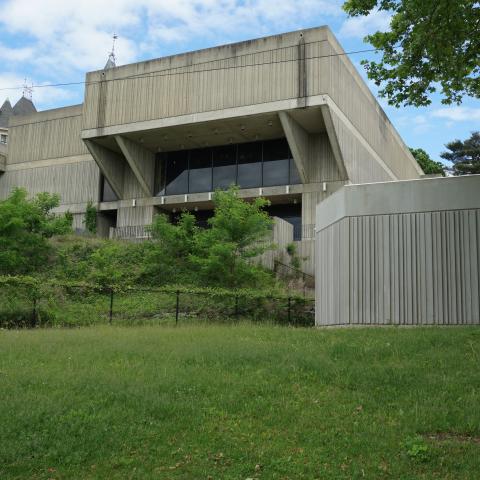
[114,135,156,197]
[278,111,308,183]
[84,139,125,198]
[319,105,348,181]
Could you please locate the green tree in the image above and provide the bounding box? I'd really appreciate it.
[83,201,97,234]
[0,188,72,274]
[191,187,274,288]
[409,148,445,176]
[343,1,480,106]
[144,212,198,283]
[441,131,480,175]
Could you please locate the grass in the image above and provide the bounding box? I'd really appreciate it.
[1,325,479,479]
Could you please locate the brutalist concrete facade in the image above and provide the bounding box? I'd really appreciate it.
[0,26,421,273]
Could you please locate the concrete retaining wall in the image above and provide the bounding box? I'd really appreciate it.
[315,175,480,326]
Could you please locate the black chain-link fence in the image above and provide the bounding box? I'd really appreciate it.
[0,282,315,329]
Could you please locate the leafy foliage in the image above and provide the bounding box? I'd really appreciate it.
[144,212,198,283]
[409,148,445,176]
[440,131,480,175]
[286,242,302,270]
[49,187,278,291]
[404,435,430,462]
[0,188,72,275]
[190,187,274,288]
[54,236,149,288]
[83,201,97,234]
[343,0,480,106]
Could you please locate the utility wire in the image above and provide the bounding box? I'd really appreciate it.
[0,44,383,92]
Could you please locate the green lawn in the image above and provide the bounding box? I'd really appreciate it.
[1,325,479,479]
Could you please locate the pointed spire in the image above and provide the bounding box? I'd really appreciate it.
[12,96,37,115]
[0,98,14,128]
[0,98,13,113]
[104,33,118,70]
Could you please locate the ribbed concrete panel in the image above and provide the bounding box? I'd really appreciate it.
[72,213,86,230]
[327,106,393,183]
[8,109,87,164]
[306,34,421,181]
[117,205,156,227]
[307,133,344,182]
[316,210,480,326]
[256,217,293,270]
[0,160,100,206]
[83,39,304,131]
[315,176,480,326]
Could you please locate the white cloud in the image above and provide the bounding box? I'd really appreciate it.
[431,107,480,122]
[0,0,343,72]
[339,10,391,39]
[0,44,34,62]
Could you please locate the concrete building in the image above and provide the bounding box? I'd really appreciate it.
[0,96,37,146]
[315,175,480,326]
[0,26,423,272]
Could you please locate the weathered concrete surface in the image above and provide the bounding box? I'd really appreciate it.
[315,175,480,326]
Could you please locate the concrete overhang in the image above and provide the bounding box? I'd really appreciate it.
[82,105,327,154]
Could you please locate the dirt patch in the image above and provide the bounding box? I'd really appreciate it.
[425,433,480,444]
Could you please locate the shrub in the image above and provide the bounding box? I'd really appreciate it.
[0,188,72,275]
[83,201,97,234]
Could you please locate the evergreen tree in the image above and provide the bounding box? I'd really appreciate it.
[441,131,480,175]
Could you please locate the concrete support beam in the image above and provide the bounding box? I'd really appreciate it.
[320,105,348,180]
[115,135,155,197]
[278,111,308,183]
[84,139,124,199]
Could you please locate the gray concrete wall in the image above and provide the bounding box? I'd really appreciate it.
[0,105,100,224]
[315,175,480,326]
[0,105,99,212]
[254,216,293,270]
[8,105,88,164]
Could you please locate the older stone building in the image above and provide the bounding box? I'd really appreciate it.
[0,26,422,273]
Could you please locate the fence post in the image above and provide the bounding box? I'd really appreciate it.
[32,297,37,327]
[175,290,180,325]
[288,297,291,324]
[109,288,114,324]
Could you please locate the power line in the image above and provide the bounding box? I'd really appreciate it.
[0,44,383,92]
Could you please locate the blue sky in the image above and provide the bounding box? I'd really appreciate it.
[0,0,478,163]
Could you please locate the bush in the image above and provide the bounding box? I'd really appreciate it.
[0,188,72,275]
[83,201,97,234]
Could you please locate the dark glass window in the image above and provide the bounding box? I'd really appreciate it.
[165,151,189,195]
[262,138,290,186]
[266,203,302,240]
[189,148,212,193]
[154,153,167,195]
[237,142,262,188]
[212,145,236,190]
[155,137,297,196]
[101,176,118,202]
